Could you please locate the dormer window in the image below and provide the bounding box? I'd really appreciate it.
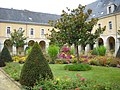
[109,6,111,13]
[107,2,117,14]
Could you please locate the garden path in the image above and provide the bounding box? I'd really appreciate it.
[0,68,21,90]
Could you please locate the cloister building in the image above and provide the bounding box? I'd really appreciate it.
[82,0,120,56]
[0,0,120,56]
[0,8,60,55]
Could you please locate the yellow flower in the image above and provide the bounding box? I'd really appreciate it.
[71,55,75,58]
[56,77,60,81]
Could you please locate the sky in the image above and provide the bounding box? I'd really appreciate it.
[0,0,96,15]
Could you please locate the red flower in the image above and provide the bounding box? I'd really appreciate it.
[40,87,42,90]
[80,77,86,81]
[75,87,80,90]
[76,73,80,77]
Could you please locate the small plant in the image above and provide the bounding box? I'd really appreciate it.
[97,46,106,56]
[92,46,106,56]
[47,45,59,63]
[3,62,21,81]
[91,48,99,55]
[25,46,32,55]
[70,47,75,55]
[0,45,13,62]
[32,74,118,90]
[12,56,27,64]
[58,45,75,63]
[64,63,92,71]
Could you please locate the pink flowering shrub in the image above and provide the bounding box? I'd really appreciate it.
[32,74,117,90]
[58,45,75,64]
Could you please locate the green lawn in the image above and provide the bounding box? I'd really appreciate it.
[3,62,120,86]
[50,64,120,84]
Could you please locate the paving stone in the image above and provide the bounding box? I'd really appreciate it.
[0,68,21,90]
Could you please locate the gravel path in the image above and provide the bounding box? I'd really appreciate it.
[0,68,21,90]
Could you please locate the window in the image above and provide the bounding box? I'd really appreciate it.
[19,27,23,31]
[30,28,34,35]
[7,27,11,34]
[41,29,44,35]
[109,21,112,30]
[98,24,101,28]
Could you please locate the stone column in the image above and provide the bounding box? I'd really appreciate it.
[0,43,4,51]
[12,45,16,55]
[94,41,98,48]
[46,40,50,53]
[115,38,120,56]
[85,44,90,55]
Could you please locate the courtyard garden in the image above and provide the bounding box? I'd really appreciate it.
[1,43,120,90]
[0,4,120,90]
[2,61,120,90]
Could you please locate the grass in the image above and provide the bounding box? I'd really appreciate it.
[3,62,120,86]
[50,64,120,85]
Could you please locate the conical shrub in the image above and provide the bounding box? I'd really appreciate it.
[0,45,13,62]
[20,42,53,87]
[0,53,6,67]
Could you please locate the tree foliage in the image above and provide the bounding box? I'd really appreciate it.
[4,39,13,47]
[10,29,27,48]
[0,52,6,67]
[0,45,13,62]
[20,42,53,87]
[49,5,106,61]
[10,29,27,54]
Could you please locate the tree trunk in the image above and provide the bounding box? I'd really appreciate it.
[16,47,23,56]
[16,47,19,55]
[74,44,80,63]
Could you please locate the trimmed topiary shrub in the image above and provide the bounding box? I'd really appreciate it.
[0,45,13,62]
[0,53,6,67]
[64,63,92,71]
[20,42,53,87]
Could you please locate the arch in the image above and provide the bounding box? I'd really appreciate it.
[39,41,46,52]
[107,36,115,51]
[98,38,104,46]
[4,39,13,52]
[28,40,35,47]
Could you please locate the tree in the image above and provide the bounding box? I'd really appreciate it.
[0,45,13,62]
[20,42,53,87]
[49,5,105,62]
[10,29,27,55]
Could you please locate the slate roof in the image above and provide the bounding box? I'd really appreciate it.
[85,0,120,19]
[0,0,120,24]
[0,8,60,25]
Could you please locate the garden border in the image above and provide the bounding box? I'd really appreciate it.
[0,67,22,89]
